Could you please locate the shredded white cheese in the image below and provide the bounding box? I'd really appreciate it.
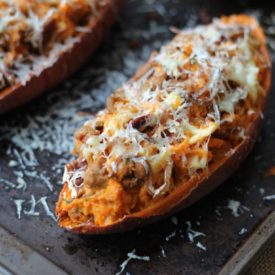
[186,221,206,243]
[39,196,57,222]
[116,249,150,275]
[13,194,56,222]
[1,179,16,189]
[13,199,25,219]
[239,228,248,235]
[263,194,275,201]
[196,242,207,251]
[160,246,166,257]
[24,195,40,216]
[8,160,18,167]
[227,200,250,217]
[165,231,176,241]
[16,176,27,191]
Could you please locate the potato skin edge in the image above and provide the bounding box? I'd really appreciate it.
[56,14,272,234]
[0,0,124,114]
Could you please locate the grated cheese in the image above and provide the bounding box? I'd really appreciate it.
[165,231,176,241]
[13,199,25,219]
[263,194,275,201]
[227,200,241,217]
[186,221,206,243]
[63,164,86,198]
[24,195,40,216]
[40,174,54,192]
[239,228,247,235]
[160,246,166,257]
[227,200,250,217]
[0,179,16,189]
[39,196,57,222]
[196,242,207,251]
[8,160,18,167]
[116,249,150,275]
[12,194,57,221]
[16,176,27,191]
[259,188,265,195]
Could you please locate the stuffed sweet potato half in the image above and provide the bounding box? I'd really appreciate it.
[0,0,123,113]
[56,15,271,234]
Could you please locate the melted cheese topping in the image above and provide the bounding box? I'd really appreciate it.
[58,16,269,227]
[0,0,104,89]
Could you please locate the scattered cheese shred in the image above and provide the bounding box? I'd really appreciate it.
[186,221,206,243]
[227,200,250,217]
[16,176,27,190]
[40,174,53,192]
[165,231,176,241]
[0,179,16,189]
[116,249,150,275]
[239,228,248,235]
[263,194,275,201]
[39,196,57,222]
[24,195,40,216]
[13,199,25,219]
[259,188,265,195]
[196,242,207,251]
[160,246,166,257]
[13,194,56,222]
[227,200,241,217]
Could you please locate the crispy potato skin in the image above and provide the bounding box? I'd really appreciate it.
[0,0,124,114]
[56,15,271,234]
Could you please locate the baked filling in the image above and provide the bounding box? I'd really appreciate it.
[0,0,104,90]
[57,16,270,228]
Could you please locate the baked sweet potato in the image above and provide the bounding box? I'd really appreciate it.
[56,15,271,234]
[0,0,123,114]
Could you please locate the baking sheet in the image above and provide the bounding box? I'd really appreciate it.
[0,0,275,274]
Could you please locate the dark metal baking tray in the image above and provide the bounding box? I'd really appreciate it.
[0,0,274,274]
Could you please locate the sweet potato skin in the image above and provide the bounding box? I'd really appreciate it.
[0,0,124,114]
[56,15,272,234]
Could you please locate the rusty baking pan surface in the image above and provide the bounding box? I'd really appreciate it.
[0,0,274,274]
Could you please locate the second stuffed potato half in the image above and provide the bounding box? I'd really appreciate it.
[56,15,271,234]
[0,0,123,113]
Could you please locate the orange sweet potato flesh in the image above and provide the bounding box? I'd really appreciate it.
[56,15,271,234]
[0,0,124,114]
